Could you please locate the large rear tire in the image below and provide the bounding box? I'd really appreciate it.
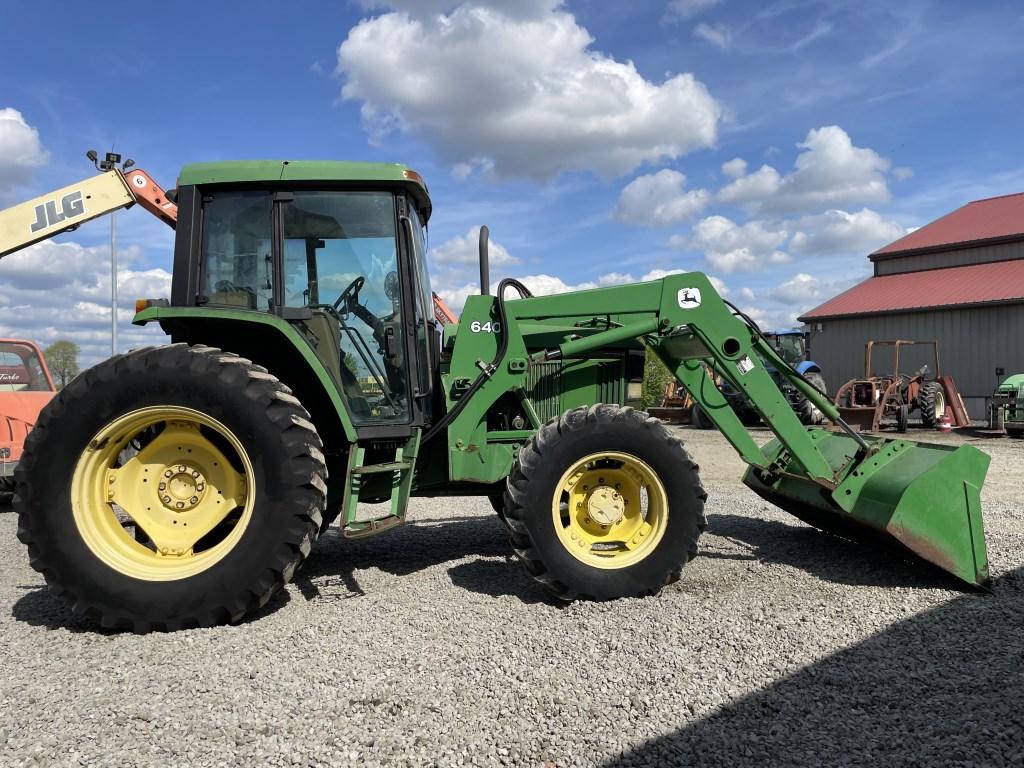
[505,405,706,601]
[919,381,946,428]
[15,345,326,632]
[796,371,828,425]
[690,403,714,430]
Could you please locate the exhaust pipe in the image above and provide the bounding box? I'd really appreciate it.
[479,225,490,295]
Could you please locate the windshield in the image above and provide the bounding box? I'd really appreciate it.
[773,333,806,366]
[282,191,408,424]
[0,342,51,392]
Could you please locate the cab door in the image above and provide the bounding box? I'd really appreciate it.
[279,190,416,432]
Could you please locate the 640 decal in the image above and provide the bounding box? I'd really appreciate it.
[469,320,501,334]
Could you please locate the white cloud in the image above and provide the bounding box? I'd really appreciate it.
[430,227,517,267]
[665,0,719,21]
[613,170,709,227]
[679,215,790,273]
[736,286,755,302]
[694,22,733,50]
[718,125,892,214]
[721,157,747,179]
[770,272,826,303]
[763,272,865,326]
[893,166,914,181]
[789,208,907,257]
[0,240,170,366]
[337,3,721,179]
[359,0,561,19]
[0,108,48,202]
[717,164,781,203]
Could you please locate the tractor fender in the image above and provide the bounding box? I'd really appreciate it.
[133,306,357,444]
[796,360,821,376]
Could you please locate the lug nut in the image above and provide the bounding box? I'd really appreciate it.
[176,501,185,509]
[164,470,173,478]
[190,496,199,505]
[191,469,200,478]
[196,483,205,492]
[158,482,166,491]
[178,465,187,473]
[162,495,171,504]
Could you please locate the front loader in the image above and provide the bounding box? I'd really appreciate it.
[1,159,991,631]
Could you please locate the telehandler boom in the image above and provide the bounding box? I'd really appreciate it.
[0,153,176,258]
[0,159,990,631]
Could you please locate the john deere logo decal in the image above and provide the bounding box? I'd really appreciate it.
[677,287,702,309]
[29,190,85,233]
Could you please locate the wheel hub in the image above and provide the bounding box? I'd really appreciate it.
[158,463,208,512]
[587,485,625,526]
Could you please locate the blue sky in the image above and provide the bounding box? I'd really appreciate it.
[1,0,1022,364]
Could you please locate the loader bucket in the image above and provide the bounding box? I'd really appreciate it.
[742,430,990,586]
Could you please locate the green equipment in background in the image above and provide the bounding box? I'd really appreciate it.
[993,373,1024,437]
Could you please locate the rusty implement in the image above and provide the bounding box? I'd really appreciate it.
[743,430,990,586]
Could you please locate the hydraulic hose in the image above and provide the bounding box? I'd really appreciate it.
[421,278,533,446]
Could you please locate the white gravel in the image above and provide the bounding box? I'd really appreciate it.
[1,428,1022,767]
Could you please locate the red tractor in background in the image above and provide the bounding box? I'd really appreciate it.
[0,339,56,502]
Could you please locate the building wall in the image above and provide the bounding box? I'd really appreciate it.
[805,303,1024,419]
[873,240,1024,275]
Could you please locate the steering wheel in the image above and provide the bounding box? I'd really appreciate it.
[333,276,366,314]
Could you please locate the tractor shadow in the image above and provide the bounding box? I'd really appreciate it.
[295,512,558,605]
[10,509,968,631]
[10,578,297,633]
[704,512,969,592]
[601,565,1024,767]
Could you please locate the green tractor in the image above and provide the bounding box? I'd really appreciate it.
[994,373,1024,437]
[6,161,993,631]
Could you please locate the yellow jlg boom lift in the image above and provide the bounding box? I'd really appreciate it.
[0,151,177,258]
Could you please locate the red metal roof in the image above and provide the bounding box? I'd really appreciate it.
[800,259,1024,320]
[872,191,1024,258]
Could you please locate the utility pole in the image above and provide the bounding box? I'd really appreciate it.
[87,150,136,358]
[111,210,117,355]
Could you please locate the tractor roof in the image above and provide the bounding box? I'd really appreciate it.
[177,160,431,221]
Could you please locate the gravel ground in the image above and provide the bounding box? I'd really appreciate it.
[1,427,1023,767]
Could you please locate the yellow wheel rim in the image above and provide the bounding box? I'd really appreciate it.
[71,406,254,581]
[551,451,668,569]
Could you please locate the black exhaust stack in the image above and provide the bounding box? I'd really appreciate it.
[479,225,490,295]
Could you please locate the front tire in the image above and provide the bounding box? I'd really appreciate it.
[505,405,706,601]
[15,345,326,632]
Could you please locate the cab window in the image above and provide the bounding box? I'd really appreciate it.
[199,192,273,310]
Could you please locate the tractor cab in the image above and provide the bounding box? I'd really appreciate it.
[763,330,808,368]
[166,161,438,440]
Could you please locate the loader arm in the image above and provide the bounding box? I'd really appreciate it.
[0,168,176,259]
[447,273,841,485]
[445,271,990,586]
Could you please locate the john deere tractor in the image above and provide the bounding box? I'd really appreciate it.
[0,160,993,632]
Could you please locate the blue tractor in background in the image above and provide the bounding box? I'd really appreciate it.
[692,329,827,428]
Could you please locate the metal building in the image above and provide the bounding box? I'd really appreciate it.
[800,192,1024,419]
